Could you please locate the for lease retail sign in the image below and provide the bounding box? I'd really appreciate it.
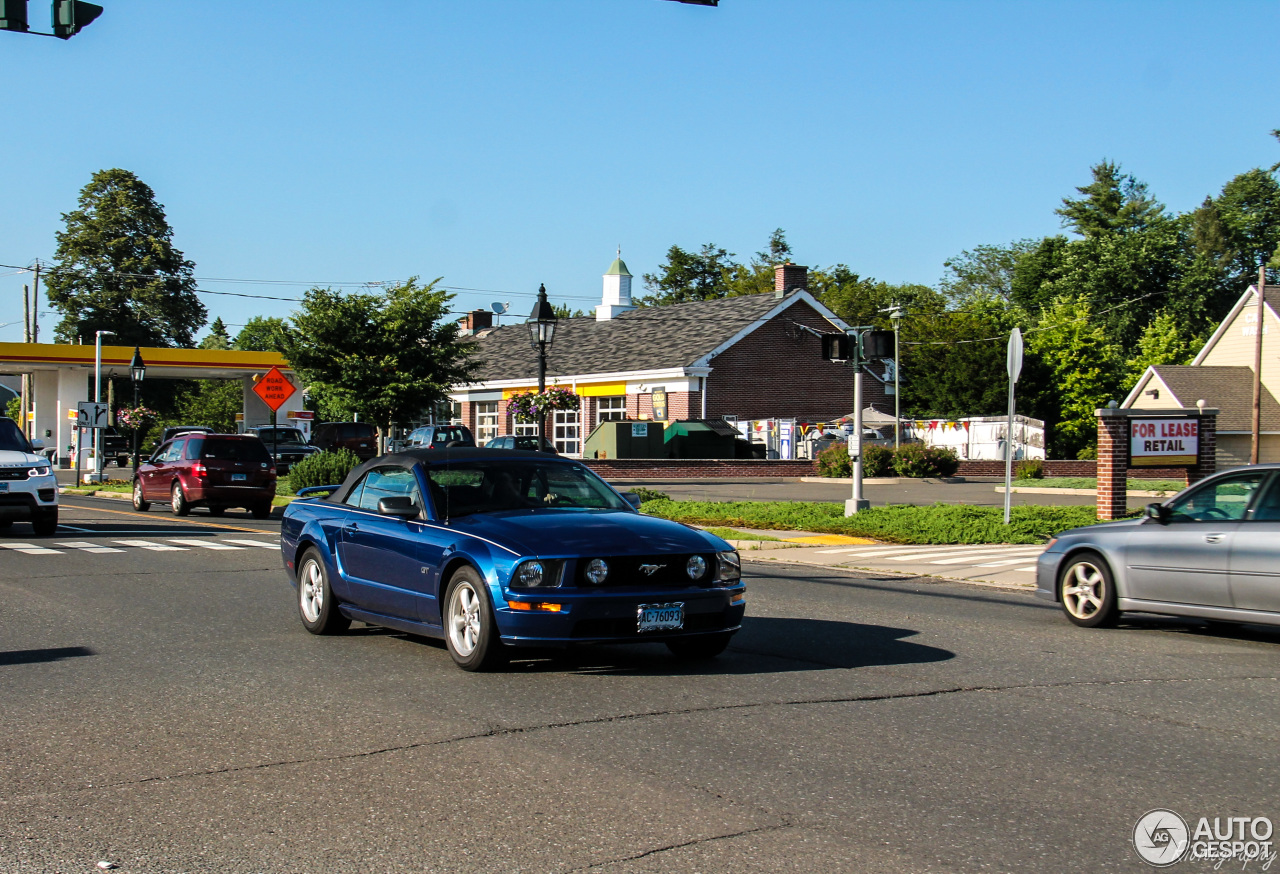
[1130,418,1198,467]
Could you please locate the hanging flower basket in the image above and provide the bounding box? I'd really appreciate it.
[507,387,580,423]
[116,405,158,432]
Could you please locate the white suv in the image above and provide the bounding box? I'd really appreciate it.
[0,417,58,536]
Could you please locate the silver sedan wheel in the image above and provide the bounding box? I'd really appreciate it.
[1062,560,1106,620]
[299,558,325,624]
[447,580,482,657]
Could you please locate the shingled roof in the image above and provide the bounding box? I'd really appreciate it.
[1149,365,1280,432]
[469,292,833,382]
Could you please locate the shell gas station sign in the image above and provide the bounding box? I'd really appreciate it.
[1130,418,1199,467]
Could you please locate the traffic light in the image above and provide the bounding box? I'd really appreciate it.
[822,333,851,362]
[0,0,29,32]
[860,330,894,360]
[51,0,101,38]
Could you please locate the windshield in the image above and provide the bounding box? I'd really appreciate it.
[425,459,630,519]
[0,418,31,453]
[201,437,273,463]
[255,428,306,443]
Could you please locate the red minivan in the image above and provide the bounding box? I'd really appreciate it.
[133,434,277,518]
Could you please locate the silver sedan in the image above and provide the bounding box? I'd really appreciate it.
[1036,463,1280,628]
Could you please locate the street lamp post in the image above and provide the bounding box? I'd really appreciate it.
[527,284,558,448]
[92,330,114,482]
[130,347,145,473]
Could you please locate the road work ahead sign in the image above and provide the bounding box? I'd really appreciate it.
[1130,418,1198,467]
[252,366,297,413]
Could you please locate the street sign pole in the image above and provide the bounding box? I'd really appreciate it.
[845,327,872,516]
[1004,327,1023,525]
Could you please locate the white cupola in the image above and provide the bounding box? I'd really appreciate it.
[596,250,636,321]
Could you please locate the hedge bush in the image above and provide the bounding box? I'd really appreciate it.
[816,442,851,478]
[861,444,894,477]
[288,448,361,493]
[890,443,960,478]
[1015,459,1045,480]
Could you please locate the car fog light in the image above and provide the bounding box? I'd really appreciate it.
[585,558,609,585]
[686,555,707,580]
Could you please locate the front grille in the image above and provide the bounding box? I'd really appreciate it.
[573,554,717,588]
[571,611,733,639]
[0,468,29,481]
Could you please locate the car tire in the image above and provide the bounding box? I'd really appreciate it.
[116,456,127,467]
[171,482,191,516]
[207,506,226,517]
[30,509,58,537]
[1058,551,1118,628]
[0,518,13,530]
[132,480,150,512]
[666,632,733,661]
[251,503,273,520]
[297,548,350,635]
[444,567,507,672]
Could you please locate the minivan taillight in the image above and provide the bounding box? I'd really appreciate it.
[192,462,208,478]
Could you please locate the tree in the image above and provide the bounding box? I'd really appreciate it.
[1010,236,1069,314]
[44,169,206,347]
[552,303,585,319]
[898,294,1017,419]
[723,228,795,297]
[280,279,478,441]
[1056,161,1165,238]
[1125,309,1203,386]
[1216,168,1280,287]
[234,316,291,352]
[939,240,1038,303]
[638,243,736,305]
[199,317,231,350]
[813,268,944,329]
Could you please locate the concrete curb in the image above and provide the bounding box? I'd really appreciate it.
[59,488,131,501]
[799,476,970,485]
[994,485,1171,498]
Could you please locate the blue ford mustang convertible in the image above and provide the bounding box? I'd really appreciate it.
[280,448,745,670]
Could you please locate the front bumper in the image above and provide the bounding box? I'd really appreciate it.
[1034,550,1061,602]
[497,585,746,646]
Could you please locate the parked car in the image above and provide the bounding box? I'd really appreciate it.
[157,425,216,445]
[485,435,557,453]
[133,432,277,518]
[244,425,321,473]
[406,424,476,450]
[0,416,58,536]
[100,426,132,467]
[280,448,745,671]
[310,421,379,460]
[1036,464,1280,629]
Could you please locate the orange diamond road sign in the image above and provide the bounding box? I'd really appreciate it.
[252,366,297,413]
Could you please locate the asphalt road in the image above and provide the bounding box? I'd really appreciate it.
[2,494,1276,873]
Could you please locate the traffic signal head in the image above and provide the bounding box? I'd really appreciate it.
[1,0,29,32]
[861,330,894,360]
[822,333,851,362]
[51,0,101,38]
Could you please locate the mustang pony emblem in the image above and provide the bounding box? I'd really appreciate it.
[638,564,665,576]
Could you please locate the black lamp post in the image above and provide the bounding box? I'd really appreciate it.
[129,346,145,472]
[527,283,558,447]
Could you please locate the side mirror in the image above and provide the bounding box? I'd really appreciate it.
[621,492,642,510]
[1144,503,1169,524]
[29,438,44,451]
[378,495,420,519]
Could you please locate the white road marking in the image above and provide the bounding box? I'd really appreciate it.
[169,540,241,550]
[822,546,945,557]
[886,547,1041,562]
[1015,566,1037,573]
[0,542,64,555]
[975,557,1045,568]
[55,541,125,554]
[54,524,96,532]
[221,539,278,549]
[113,540,186,551]
[930,550,1045,565]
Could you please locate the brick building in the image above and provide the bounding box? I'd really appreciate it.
[449,258,888,455]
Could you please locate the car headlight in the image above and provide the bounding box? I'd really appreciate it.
[512,559,561,589]
[27,465,51,478]
[716,550,741,583]
[686,555,707,580]
[584,558,609,585]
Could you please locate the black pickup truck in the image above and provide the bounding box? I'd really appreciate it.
[99,427,132,467]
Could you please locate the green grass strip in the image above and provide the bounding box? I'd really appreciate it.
[642,499,1114,545]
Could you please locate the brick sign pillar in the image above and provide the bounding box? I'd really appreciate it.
[1095,409,1129,521]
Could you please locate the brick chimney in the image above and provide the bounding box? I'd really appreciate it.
[460,310,493,335]
[774,263,807,295]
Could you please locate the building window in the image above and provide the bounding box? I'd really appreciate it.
[514,421,538,437]
[597,396,627,424]
[553,409,580,456]
[476,401,499,443]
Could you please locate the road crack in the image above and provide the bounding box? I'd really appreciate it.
[561,822,794,872]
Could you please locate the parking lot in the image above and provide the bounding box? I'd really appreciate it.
[2,493,1276,872]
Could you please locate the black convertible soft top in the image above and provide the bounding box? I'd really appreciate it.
[324,447,578,505]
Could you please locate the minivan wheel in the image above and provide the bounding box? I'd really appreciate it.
[132,480,150,512]
[171,482,191,516]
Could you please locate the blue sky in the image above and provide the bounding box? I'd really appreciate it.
[2,0,1278,342]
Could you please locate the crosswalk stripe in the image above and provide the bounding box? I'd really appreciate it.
[113,539,186,551]
[169,540,241,550]
[930,551,1044,565]
[1015,566,1037,573]
[976,557,1044,568]
[886,547,1041,562]
[221,539,278,549]
[55,541,125,554]
[0,542,64,555]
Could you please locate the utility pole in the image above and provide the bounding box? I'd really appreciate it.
[30,261,40,342]
[1251,265,1265,465]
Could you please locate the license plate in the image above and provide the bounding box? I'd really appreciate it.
[231,473,247,482]
[637,602,684,633]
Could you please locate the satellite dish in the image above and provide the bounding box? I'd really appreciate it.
[491,302,508,315]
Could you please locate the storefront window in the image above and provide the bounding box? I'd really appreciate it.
[597,396,627,424]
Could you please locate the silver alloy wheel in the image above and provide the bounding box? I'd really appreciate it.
[447,580,482,657]
[1062,560,1106,620]
[299,558,324,624]
[172,483,183,513]
[133,481,144,506]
